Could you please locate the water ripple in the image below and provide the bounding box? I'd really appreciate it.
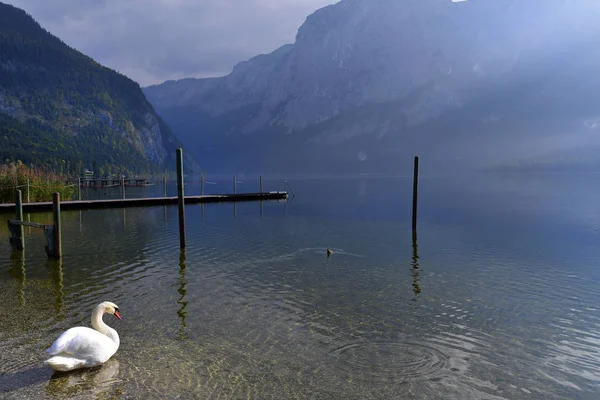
[330,340,450,383]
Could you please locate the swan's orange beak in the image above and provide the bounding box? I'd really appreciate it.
[114,310,122,320]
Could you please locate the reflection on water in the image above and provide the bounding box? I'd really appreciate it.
[177,250,188,341]
[2,175,600,399]
[411,230,421,299]
[45,258,64,320]
[45,359,121,398]
[9,250,26,307]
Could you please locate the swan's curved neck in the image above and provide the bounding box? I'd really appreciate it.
[91,305,120,347]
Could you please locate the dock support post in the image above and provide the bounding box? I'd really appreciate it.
[52,192,62,258]
[26,179,30,203]
[10,190,24,250]
[78,177,81,201]
[176,148,186,249]
[412,156,419,233]
[121,177,126,199]
[260,176,263,193]
[233,176,237,194]
[201,176,205,196]
[163,175,167,197]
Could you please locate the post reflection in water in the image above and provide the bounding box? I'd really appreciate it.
[9,250,26,307]
[233,202,237,218]
[201,203,205,221]
[411,230,421,299]
[46,258,65,320]
[163,206,167,224]
[177,250,188,340]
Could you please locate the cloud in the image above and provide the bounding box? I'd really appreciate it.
[5,0,334,85]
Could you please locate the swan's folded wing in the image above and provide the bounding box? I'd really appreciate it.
[46,327,112,358]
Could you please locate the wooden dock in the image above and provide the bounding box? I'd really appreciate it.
[0,192,288,213]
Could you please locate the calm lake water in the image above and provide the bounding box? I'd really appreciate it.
[1,173,600,399]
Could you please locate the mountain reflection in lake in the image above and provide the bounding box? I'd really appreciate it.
[1,174,600,399]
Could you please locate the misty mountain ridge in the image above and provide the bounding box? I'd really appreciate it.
[144,0,600,174]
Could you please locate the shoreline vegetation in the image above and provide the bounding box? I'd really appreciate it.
[0,163,75,204]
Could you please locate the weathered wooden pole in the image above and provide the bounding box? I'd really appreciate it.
[78,177,82,201]
[233,176,237,194]
[163,175,167,197]
[14,189,24,250]
[201,176,205,196]
[260,176,263,193]
[52,192,62,258]
[26,179,30,203]
[412,156,419,232]
[176,148,186,249]
[121,177,126,199]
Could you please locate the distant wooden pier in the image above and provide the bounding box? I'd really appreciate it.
[81,177,154,188]
[0,192,288,213]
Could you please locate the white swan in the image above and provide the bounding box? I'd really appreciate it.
[44,301,122,372]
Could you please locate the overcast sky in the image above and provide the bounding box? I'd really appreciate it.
[4,0,334,86]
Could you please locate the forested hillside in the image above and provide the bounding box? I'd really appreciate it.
[0,2,198,176]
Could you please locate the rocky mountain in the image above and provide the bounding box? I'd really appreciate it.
[144,0,600,174]
[0,2,199,176]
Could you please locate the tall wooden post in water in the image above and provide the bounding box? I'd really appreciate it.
[163,175,167,197]
[176,148,186,249]
[52,192,62,258]
[233,176,237,194]
[14,190,24,250]
[260,176,263,193]
[201,176,205,196]
[121,177,125,199]
[412,156,419,233]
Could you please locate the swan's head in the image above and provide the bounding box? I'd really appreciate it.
[99,301,122,320]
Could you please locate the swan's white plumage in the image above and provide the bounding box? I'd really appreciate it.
[46,327,117,365]
[44,301,121,372]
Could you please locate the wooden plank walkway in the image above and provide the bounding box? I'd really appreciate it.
[0,192,288,213]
